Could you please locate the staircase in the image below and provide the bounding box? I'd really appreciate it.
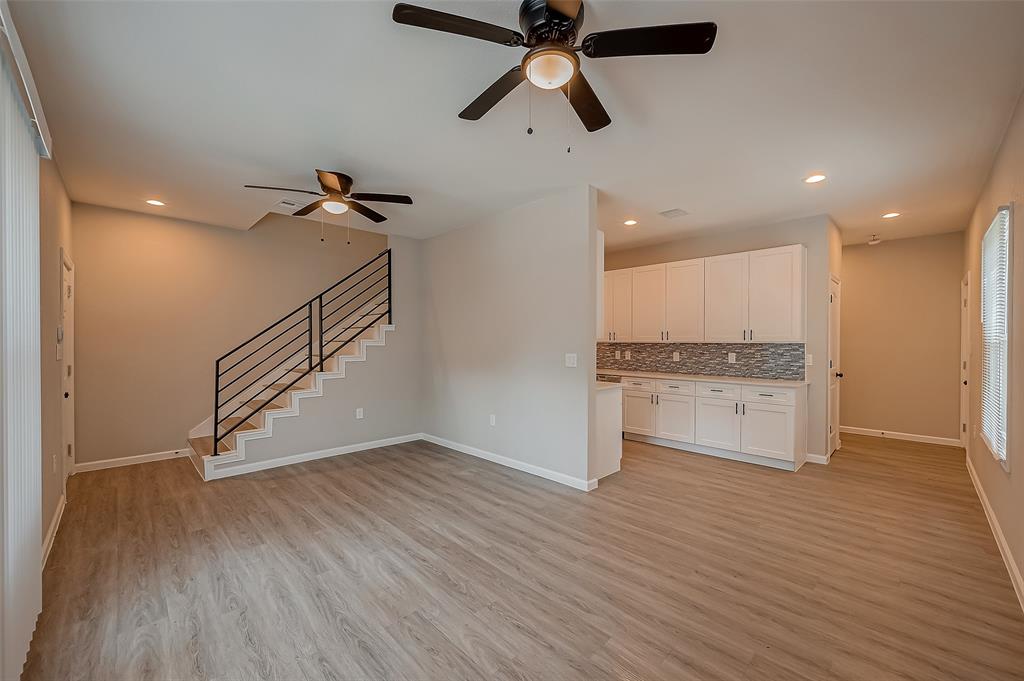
[186,249,394,480]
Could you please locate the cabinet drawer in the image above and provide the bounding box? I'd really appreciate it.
[621,377,656,391]
[656,380,695,395]
[741,386,796,405]
[697,382,741,400]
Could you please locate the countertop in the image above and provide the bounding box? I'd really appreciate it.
[595,381,623,392]
[596,369,808,387]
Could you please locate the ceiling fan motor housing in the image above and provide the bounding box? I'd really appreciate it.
[519,0,582,47]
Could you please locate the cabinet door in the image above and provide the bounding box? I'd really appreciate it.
[740,402,795,461]
[695,397,741,450]
[632,264,666,342]
[609,269,633,342]
[623,390,655,436]
[704,252,749,342]
[602,272,614,341]
[665,258,705,342]
[748,245,804,342]
[655,393,695,443]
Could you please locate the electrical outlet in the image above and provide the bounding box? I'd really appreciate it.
[625,351,632,360]
[805,354,813,366]
[490,414,496,426]
[728,352,737,364]
[672,351,680,362]
[51,453,57,474]
[615,350,621,360]
[355,407,364,420]
[564,353,578,368]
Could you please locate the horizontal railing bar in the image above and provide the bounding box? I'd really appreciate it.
[218,330,309,393]
[217,357,309,439]
[219,316,308,378]
[218,341,309,408]
[216,302,310,363]
[322,262,388,310]
[319,249,389,299]
[322,276,388,324]
[323,294,388,337]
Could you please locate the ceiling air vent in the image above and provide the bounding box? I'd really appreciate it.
[276,198,301,210]
[658,208,689,220]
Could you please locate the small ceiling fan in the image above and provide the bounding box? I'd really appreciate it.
[392,0,717,132]
[245,170,413,223]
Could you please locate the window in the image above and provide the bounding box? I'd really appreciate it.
[980,206,1011,468]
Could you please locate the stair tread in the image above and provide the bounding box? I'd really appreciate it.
[218,417,258,435]
[188,436,232,457]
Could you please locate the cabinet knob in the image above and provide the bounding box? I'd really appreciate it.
[836,372,844,378]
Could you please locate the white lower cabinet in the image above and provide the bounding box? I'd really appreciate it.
[695,397,741,450]
[740,402,795,461]
[623,390,655,436]
[655,394,695,443]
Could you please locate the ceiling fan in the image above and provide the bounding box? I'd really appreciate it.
[392,0,717,132]
[244,170,413,223]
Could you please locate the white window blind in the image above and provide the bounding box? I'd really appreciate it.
[980,206,1010,465]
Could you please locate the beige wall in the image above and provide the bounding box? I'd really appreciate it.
[39,159,71,539]
[605,215,832,457]
[840,232,963,439]
[963,90,1024,602]
[71,203,387,463]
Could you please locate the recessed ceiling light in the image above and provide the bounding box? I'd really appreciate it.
[624,219,638,226]
[145,199,165,206]
[803,174,827,184]
[882,212,901,219]
[322,200,349,215]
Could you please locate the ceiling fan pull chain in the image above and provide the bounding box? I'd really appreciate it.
[320,205,326,243]
[347,208,351,245]
[566,80,571,154]
[527,66,534,135]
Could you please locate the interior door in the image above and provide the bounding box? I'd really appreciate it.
[741,402,795,461]
[704,252,749,342]
[828,277,841,455]
[655,393,695,443]
[631,264,666,342]
[695,397,741,450]
[960,273,970,446]
[610,269,633,342]
[665,258,704,342]
[60,250,75,487]
[748,245,803,342]
[623,390,655,435]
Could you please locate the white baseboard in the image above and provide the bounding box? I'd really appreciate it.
[966,454,1024,614]
[206,434,423,480]
[805,453,830,465]
[840,426,961,448]
[41,494,66,569]
[420,433,596,492]
[73,448,189,473]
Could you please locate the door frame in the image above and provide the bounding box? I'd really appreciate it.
[60,248,75,488]
[960,271,971,448]
[828,274,841,456]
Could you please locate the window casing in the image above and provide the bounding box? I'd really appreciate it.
[980,205,1011,469]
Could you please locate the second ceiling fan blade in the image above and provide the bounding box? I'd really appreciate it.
[460,65,524,120]
[393,3,524,47]
[348,193,414,204]
[560,71,611,132]
[245,185,324,196]
[581,22,718,58]
[348,201,388,223]
[293,200,323,216]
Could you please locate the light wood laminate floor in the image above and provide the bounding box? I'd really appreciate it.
[24,434,1024,680]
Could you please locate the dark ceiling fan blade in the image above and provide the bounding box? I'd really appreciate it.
[459,65,524,120]
[347,201,388,223]
[348,193,414,205]
[546,0,582,21]
[392,3,524,47]
[581,22,717,58]
[315,169,353,196]
[244,184,324,196]
[560,71,611,132]
[293,200,323,216]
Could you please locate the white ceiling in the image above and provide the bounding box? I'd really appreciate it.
[11,1,1024,249]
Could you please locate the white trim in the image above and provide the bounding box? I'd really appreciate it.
[73,448,188,473]
[623,433,799,472]
[420,434,597,491]
[839,426,961,448]
[966,454,1024,614]
[40,494,65,569]
[203,434,423,480]
[805,452,830,465]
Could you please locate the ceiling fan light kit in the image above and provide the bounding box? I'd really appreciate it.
[392,0,717,133]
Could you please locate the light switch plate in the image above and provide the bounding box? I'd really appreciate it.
[805,354,813,366]
[490,414,496,426]
[625,351,632,360]
[672,351,680,362]
[615,350,621,360]
[355,407,364,419]
[728,352,736,364]
[565,353,578,368]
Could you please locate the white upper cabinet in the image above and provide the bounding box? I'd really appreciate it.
[704,252,749,342]
[665,258,704,343]
[606,269,633,342]
[632,264,666,342]
[747,245,804,342]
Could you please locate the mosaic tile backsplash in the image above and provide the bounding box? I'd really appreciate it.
[597,343,806,380]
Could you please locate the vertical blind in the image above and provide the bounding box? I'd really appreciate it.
[980,206,1010,465]
[0,41,42,681]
